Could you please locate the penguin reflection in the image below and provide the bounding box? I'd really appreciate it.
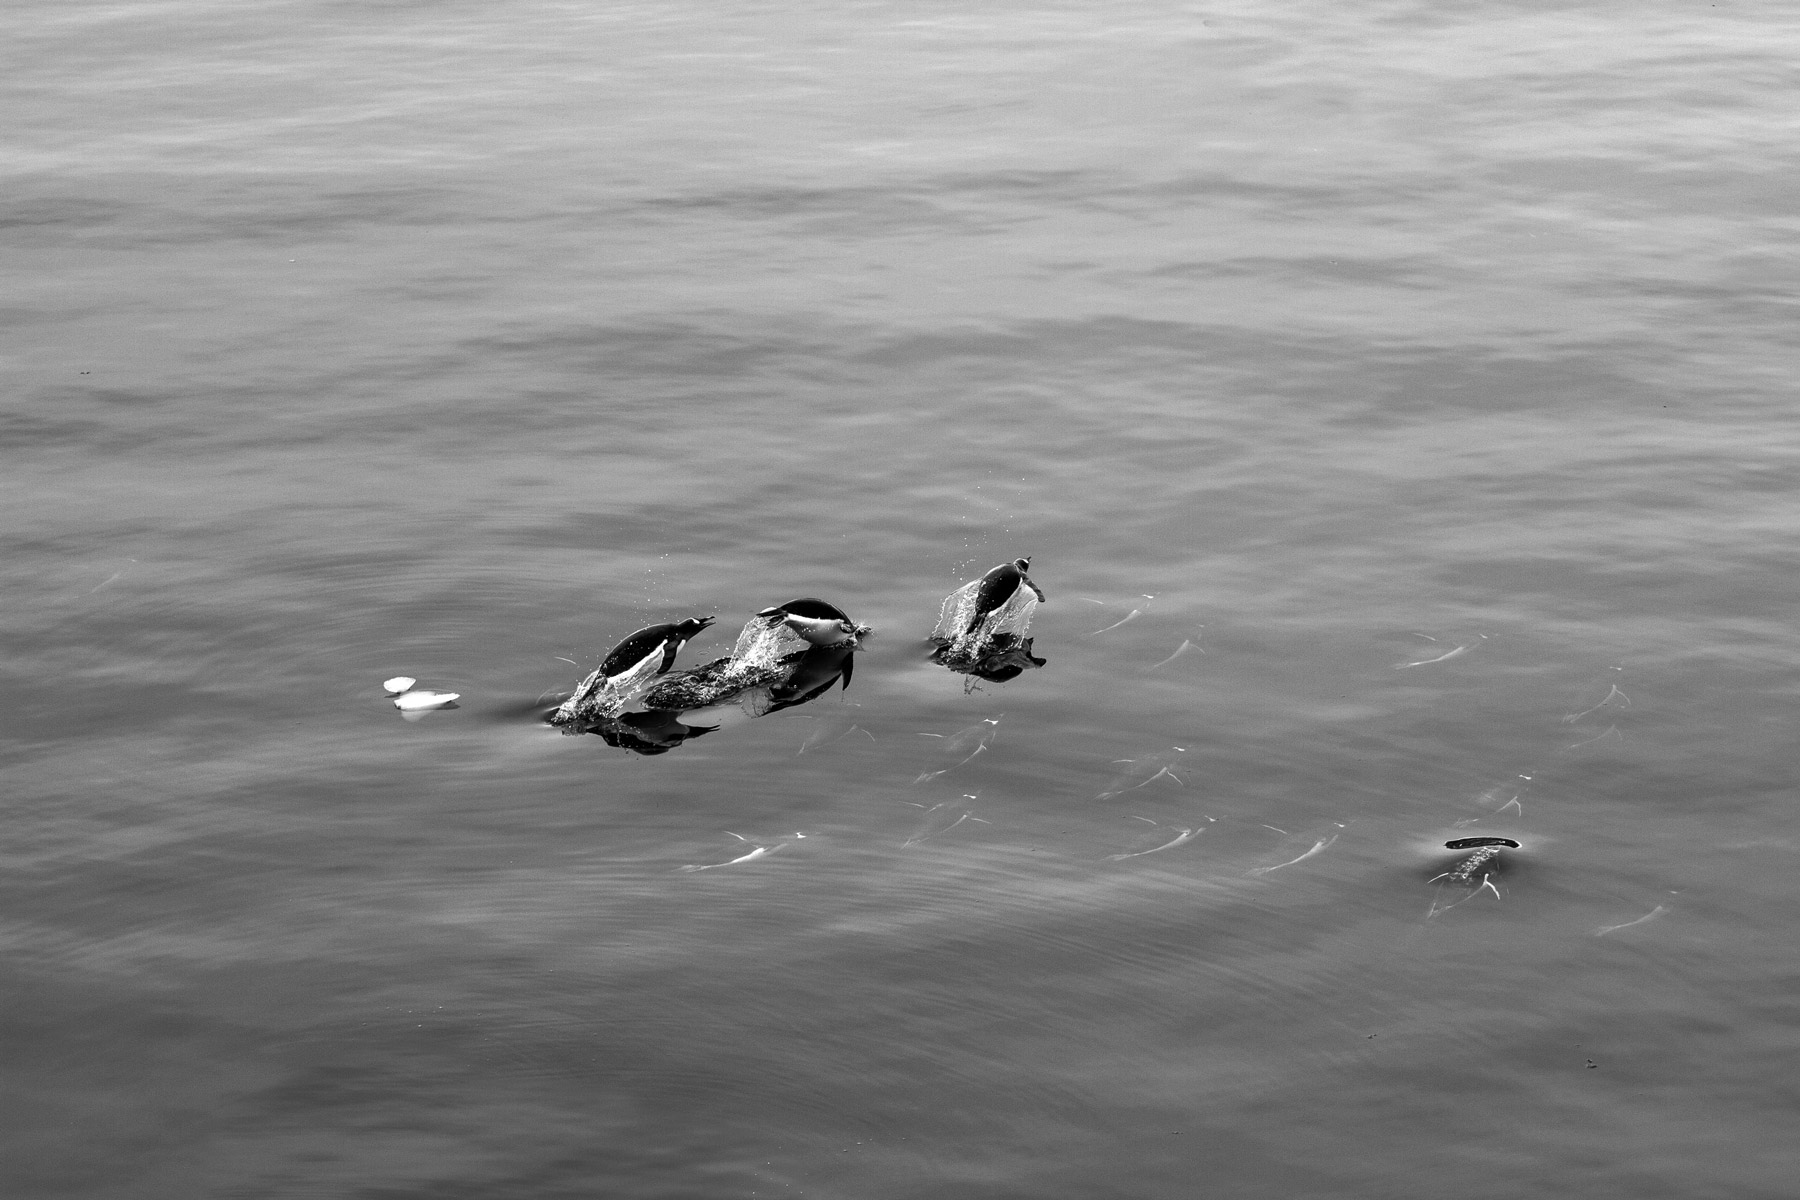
[760,598,860,713]
[766,645,855,712]
[930,631,1046,683]
[583,709,720,756]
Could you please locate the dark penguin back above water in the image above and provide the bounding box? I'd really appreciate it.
[600,616,716,678]
[968,557,1045,632]
[762,597,849,621]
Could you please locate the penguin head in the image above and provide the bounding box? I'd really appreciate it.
[1013,557,1032,572]
[676,616,716,638]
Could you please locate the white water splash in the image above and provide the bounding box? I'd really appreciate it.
[930,579,1039,660]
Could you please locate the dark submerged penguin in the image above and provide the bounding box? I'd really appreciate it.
[967,557,1046,633]
[1444,836,1521,851]
[590,709,720,755]
[769,641,857,703]
[600,616,716,678]
[1430,837,1523,887]
[966,634,1047,683]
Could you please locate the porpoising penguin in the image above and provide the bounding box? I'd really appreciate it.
[555,615,716,724]
[967,557,1046,633]
[756,603,861,647]
[600,616,717,679]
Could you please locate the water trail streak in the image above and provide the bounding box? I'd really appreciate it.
[1395,645,1467,669]
[1148,639,1196,670]
[1107,827,1198,860]
[1249,833,1338,875]
[1086,609,1141,636]
[1595,905,1667,936]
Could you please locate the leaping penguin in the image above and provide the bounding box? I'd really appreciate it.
[756,604,861,647]
[967,557,1046,633]
[555,615,716,723]
[600,616,717,678]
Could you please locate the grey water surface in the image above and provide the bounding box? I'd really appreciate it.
[5,1,1799,1197]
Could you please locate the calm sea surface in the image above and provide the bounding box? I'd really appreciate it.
[5,1,1799,1196]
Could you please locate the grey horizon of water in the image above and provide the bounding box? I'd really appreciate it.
[5,0,1800,1196]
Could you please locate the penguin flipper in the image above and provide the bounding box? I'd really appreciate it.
[841,653,854,690]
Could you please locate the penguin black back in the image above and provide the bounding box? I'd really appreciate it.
[969,558,1043,630]
[759,597,850,621]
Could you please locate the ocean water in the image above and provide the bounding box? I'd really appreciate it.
[4,1,1799,1196]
